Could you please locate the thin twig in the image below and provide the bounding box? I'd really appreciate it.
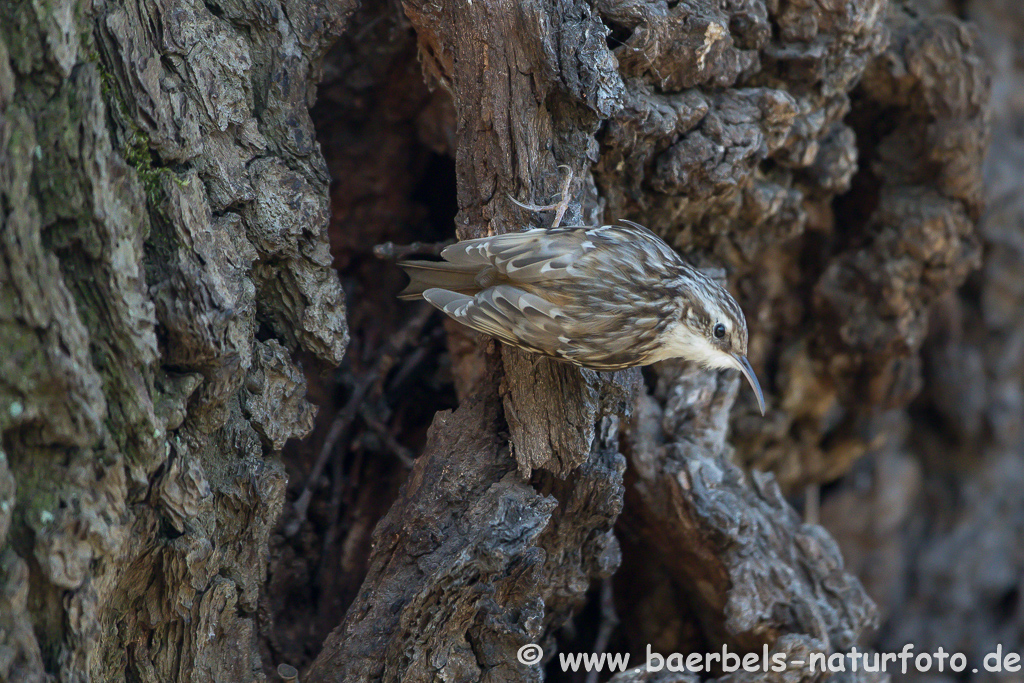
[283,376,369,537]
[386,332,438,394]
[314,431,352,588]
[373,239,454,260]
[361,408,416,467]
[284,305,436,536]
[804,483,820,526]
[586,578,619,683]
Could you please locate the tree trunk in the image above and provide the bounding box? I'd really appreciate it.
[1,0,352,680]
[0,0,1012,682]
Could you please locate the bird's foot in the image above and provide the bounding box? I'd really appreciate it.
[507,164,576,229]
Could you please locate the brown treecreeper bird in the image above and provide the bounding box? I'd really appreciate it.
[398,221,765,414]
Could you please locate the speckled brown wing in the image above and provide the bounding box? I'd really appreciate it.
[437,227,598,282]
[409,226,678,369]
[422,285,574,359]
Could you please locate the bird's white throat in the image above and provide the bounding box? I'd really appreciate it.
[651,320,736,370]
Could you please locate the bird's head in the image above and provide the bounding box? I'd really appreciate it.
[662,279,766,415]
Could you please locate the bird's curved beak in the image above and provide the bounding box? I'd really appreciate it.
[730,354,766,416]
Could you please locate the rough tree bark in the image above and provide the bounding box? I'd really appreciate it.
[1,0,352,680]
[0,0,1005,682]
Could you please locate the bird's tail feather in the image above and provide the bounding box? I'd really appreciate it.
[398,260,481,300]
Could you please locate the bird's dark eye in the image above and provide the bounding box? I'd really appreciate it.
[713,323,726,339]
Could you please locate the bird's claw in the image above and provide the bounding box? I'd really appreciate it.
[508,166,577,229]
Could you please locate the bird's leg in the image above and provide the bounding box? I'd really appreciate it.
[529,353,548,374]
[549,166,575,229]
[507,165,576,229]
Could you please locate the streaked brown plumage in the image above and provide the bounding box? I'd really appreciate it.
[399,221,765,414]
